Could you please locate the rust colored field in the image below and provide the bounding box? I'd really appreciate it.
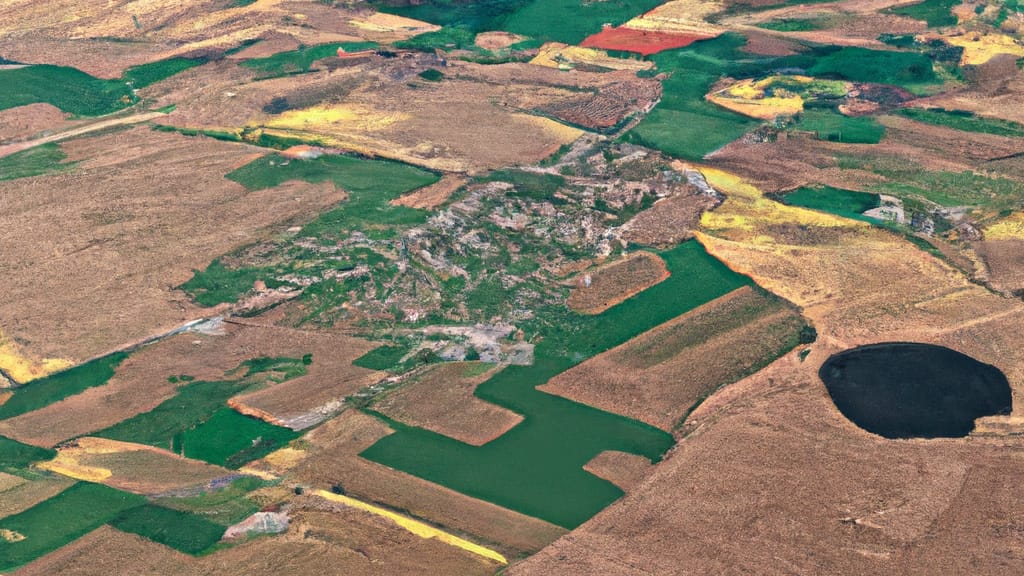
[288,411,566,556]
[546,286,805,431]
[0,475,75,520]
[40,437,233,495]
[0,126,346,368]
[977,240,1024,294]
[374,362,522,446]
[582,451,653,493]
[567,252,669,315]
[0,104,76,142]
[581,28,711,56]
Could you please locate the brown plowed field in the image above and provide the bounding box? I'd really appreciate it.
[390,174,467,209]
[0,475,74,520]
[977,240,1024,294]
[567,252,669,315]
[545,286,805,431]
[289,411,567,556]
[0,103,76,142]
[619,191,717,247]
[581,451,653,492]
[0,126,347,367]
[374,362,523,446]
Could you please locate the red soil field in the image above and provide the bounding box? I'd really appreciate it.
[580,27,713,56]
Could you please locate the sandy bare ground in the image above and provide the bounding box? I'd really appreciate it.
[0,126,347,366]
[373,362,523,446]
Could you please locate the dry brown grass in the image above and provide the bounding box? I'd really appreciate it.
[374,362,522,446]
[39,437,233,495]
[0,104,75,142]
[619,191,718,247]
[976,240,1024,294]
[289,411,567,556]
[0,126,347,368]
[567,252,669,315]
[0,475,74,520]
[544,286,805,431]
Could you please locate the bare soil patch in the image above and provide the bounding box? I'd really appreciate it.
[976,240,1024,294]
[475,31,526,51]
[390,174,467,209]
[581,451,653,493]
[0,104,75,142]
[545,286,805,430]
[0,126,347,365]
[374,362,522,446]
[567,252,669,315]
[290,411,567,556]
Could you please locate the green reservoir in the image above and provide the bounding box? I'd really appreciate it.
[361,241,751,528]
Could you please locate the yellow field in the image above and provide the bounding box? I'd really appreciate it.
[314,489,508,565]
[530,43,654,72]
[697,166,865,241]
[983,212,1024,240]
[0,331,71,385]
[947,33,1024,65]
[623,0,723,34]
[263,104,410,132]
[706,76,813,120]
[348,12,441,39]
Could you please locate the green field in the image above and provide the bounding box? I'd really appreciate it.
[793,109,886,143]
[111,504,226,554]
[0,436,56,473]
[154,476,264,527]
[501,0,664,45]
[361,241,750,528]
[0,143,76,181]
[0,65,134,115]
[483,169,565,200]
[755,17,831,31]
[803,46,937,91]
[895,107,1024,138]
[123,57,206,89]
[0,353,128,420]
[780,186,882,222]
[94,359,302,467]
[884,0,959,27]
[0,482,146,571]
[179,259,279,307]
[241,42,377,77]
[372,0,532,32]
[178,408,300,468]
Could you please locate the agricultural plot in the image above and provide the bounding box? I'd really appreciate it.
[241,42,377,78]
[567,252,670,314]
[39,437,234,494]
[0,143,76,181]
[0,436,55,473]
[110,504,227,555]
[361,241,748,529]
[373,362,521,446]
[895,107,1024,138]
[542,286,808,430]
[0,475,75,521]
[0,482,146,572]
[779,185,882,222]
[0,353,126,421]
[0,126,349,367]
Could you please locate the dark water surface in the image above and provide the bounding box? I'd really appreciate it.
[819,342,1012,438]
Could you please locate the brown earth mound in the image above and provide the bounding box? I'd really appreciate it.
[374,362,522,446]
[581,451,654,492]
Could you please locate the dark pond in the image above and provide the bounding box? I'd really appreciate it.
[819,342,1012,439]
